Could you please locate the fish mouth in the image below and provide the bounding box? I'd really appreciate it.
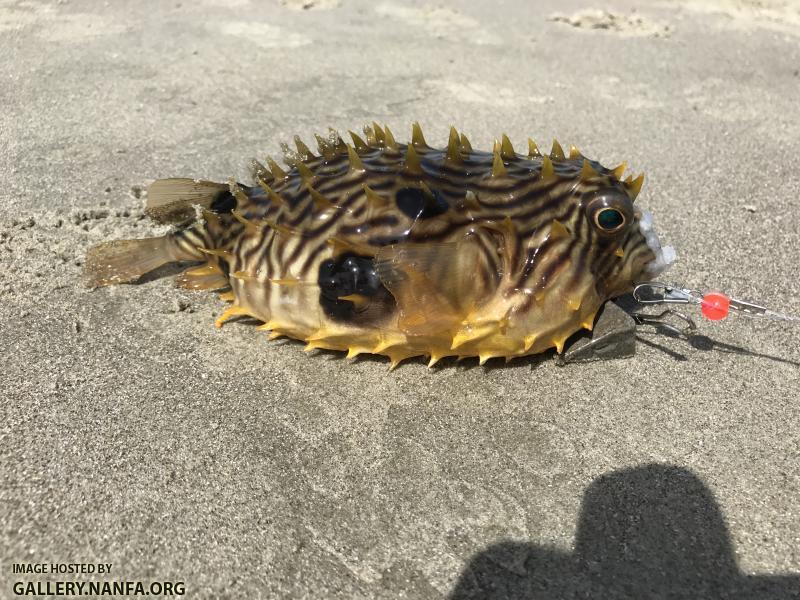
[637,209,676,278]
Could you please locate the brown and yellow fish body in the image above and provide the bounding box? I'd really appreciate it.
[85,123,675,367]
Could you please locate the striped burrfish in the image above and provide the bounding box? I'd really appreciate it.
[85,123,675,368]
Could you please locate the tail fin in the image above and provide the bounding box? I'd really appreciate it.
[84,236,179,287]
[145,178,229,223]
[86,177,236,286]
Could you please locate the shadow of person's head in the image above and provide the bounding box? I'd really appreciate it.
[450,464,798,599]
[574,464,737,590]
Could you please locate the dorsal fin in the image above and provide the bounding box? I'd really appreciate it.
[144,178,228,224]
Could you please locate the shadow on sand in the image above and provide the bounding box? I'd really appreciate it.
[449,464,799,600]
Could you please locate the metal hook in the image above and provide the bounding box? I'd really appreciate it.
[631,308,697,337]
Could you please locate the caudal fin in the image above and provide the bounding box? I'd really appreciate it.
[84,236,177,287]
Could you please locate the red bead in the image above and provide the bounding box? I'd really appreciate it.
[701,291,730,321]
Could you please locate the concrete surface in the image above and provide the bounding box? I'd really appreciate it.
[2,0,799,597]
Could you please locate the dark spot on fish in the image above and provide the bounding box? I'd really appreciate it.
[217,257,230,279]
[210,190,236,214]
[396,186,448,220]
[318,253,391,321]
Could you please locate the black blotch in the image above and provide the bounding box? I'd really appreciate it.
[396,186,448,220]
[210,190,236,214]
[318,253,387,321]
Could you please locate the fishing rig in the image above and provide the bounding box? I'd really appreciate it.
[559,283,798,364]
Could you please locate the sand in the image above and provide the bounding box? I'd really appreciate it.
[1,0,799,597]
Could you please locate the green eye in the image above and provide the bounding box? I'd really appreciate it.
[596,208,625,231]
[585,189,633,236]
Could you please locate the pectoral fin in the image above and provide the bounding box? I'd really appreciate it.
[374,238,486,335]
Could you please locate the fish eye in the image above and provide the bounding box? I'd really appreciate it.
[595,208,625,232]
[585,190,633,236]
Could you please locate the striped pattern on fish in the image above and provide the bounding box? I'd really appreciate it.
[84,123,675,368]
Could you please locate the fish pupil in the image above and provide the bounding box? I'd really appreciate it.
[597,208,624,230]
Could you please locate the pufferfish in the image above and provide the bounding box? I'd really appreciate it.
[85,123,675,368]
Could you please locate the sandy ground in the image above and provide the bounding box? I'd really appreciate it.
[2,0,800,597]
